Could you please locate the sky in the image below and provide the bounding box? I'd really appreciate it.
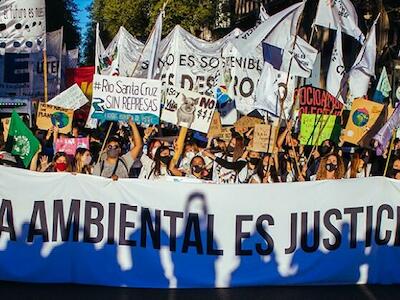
[75,0,92,39]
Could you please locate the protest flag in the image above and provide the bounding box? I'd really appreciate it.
[314,0,364,43]
[374,104,400,155]
[145,11,164,79]
[7,111,40,168]
[232,2,304,55]
[326,28,345,103]
[348,16,379,100]
[373,66,391,103]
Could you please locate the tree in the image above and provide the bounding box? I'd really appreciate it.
[45,0,80,50]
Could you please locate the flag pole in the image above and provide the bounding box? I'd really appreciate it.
[384,130,396,176]
[43,49,48,102]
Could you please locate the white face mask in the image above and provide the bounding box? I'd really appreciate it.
[84,155,92,166]
[185,151,195,161]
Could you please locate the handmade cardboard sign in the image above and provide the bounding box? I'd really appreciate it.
[36,103,74,134]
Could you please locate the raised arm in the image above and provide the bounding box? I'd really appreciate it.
[128,117,143,161]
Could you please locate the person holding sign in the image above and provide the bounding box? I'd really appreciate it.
[92,118,142,180]
[249,154,280,184]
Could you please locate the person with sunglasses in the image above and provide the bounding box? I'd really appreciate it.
[92,118,142,180]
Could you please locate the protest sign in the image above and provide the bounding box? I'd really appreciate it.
[234,115,263,133]
[249,124,277,152]
[216,126,233,142]
[91,74,162,124]
[55,137,90,156]
[48,84,89,110]
[161,86,217,133]
[299,114,337,146]
[342,98,384,145]
[207,112,222,138]
[36,103,74,134]
[1,117,10,140]
[1,166,400,288]
[296,86,343,116]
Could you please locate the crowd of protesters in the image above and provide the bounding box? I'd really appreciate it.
[1,114,400,184]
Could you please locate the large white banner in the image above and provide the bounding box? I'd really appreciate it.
[0,166,400,288]
[0,0,46,53]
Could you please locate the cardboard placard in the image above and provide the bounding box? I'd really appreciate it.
[161,86,217,133]
[1,117,11,140]
[207,112,222,138]
[342,98,384,145]
[55,137,90,156]
[299,114,337,146]
[91,74,162,125]
[36,103,74,134]
[48,84,89,110]
[249,124,277,153]
[234,116,263,133]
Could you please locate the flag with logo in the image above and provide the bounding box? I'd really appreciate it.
[7,110,40,167]
[373,66,391,103]
[314,0,364,43]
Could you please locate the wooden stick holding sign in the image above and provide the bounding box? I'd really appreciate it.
[96,122,113,164]
[172,126,188,166]
[384,130,396,177]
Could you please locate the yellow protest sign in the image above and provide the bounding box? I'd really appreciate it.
[36,103,74,134]
[342,98,384,145]
[299,114,337,146]
[248,124,277,153]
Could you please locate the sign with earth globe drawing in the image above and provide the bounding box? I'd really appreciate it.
[352,107,369,127]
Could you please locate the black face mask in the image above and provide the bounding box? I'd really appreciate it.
[226,145,235,154]
[325,163,338,172]
[248,157,260,165]
[192,165,204,174]
[390,169,400,178]
[160,156,171,165]
[319,146,331,157]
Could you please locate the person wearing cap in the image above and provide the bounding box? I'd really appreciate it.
[92,118,142,180]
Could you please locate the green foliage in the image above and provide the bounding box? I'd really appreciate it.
[81,0,218,65]
[45,0,80,50]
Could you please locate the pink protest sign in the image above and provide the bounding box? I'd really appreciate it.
[55,137,90,156]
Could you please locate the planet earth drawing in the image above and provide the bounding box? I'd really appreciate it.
[352,108,369,127]
[51,112,70,128]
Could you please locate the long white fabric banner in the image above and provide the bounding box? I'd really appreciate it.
[0,166,399,288]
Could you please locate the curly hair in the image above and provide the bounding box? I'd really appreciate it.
[316,152,345,180]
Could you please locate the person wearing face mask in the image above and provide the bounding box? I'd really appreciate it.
[170,155,210,181]
[250,154,280,184]
[306,139,335,180]
[34,152,71,172]
[73,148,93,174]
[144,145,172,180]
[93,118,142,180]
[315,152,345,181]
[388,158,400,180]
[346,152,371,179]
[139,139,162,179]
[203,135,249,184]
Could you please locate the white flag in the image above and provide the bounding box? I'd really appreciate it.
[232,2,304,55]
[326,29,345,103]
[144,12,163,79]
[259,4,269,22]
[0,0,46,53]
[255,62,295,117]
[67,48,79,68]
[348,16,378,99]
[314,0,364,43]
